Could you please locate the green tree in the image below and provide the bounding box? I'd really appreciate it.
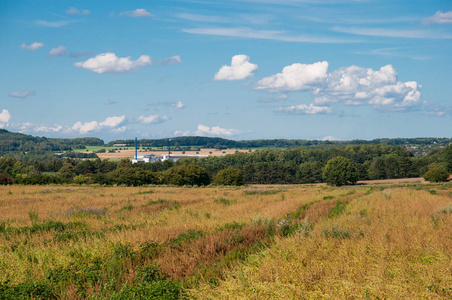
[214,167,244,186]
[297,162,323,183]
[165,164,210,186]
[322,156,358,186]
[423,169,449,182]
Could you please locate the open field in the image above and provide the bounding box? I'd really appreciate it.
[95,148,253,160]
[1,182,452,299]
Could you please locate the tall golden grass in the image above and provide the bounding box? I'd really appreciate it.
[0,183,451,299]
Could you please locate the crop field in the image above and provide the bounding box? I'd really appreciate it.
[1,183,452,299]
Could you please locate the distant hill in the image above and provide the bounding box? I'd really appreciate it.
[0,129,104,155]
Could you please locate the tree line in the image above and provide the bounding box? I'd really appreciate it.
[0,144,450,186]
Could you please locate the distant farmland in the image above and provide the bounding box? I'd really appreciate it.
[1,182,451,299]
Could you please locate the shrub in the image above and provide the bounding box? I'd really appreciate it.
[423,169,449,182]
[322,156,358,186]
[214,168,244,186]
[0,173,12,185]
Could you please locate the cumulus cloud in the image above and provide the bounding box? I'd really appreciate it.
[66,7,91,15]
[137,115,169,124]
[19,42,44,50]
[9,91,35,98]
[423,11,452,24]
[72,115,125,134]
[323,136,336,141]
[100,115,125,128]
[175,125,242,137]
[214,55,258,81]
[120,9,153,17]
[275,104,333,114]
[313,65,421,110]
[104,100,117,105]
[0,110,11,127]
[47,46,67,57]
[74,52,152,73]
[171,101,185,109]
[256,61,422,112]
[157,55,182,66]
[255,61,329,92]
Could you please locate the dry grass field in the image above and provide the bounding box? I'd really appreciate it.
[0,182,451,299]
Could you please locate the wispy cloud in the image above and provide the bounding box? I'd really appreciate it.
[69,51,95,58]
[354,47,432,61]
[104,100,117,105]
[19,42,44,50]
[276,103,333,114]
[176,13,273,25]
[66,7,91,15]
[333,26,452,39]
[157,55,182,66]
[183,27,358,43]
[9,91,36,99]
[34,20,72,28]
[423,11,452,25]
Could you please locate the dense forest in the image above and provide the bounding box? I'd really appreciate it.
[0,129,104,154]
[1,144,451,186]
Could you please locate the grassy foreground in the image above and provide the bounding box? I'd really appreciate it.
[0,183,451,299]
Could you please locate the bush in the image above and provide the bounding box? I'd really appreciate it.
[214,167,244,186]
[322,156,358,186]
[423,168,449,182]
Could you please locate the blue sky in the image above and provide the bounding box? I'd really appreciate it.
[0,0,451,142]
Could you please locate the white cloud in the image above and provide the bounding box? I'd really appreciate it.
[0,110,11,127]
[171,101,185,109]
[47,46,67,57]
[255,61,328,92]
[111,126,127,133]
[74,52,152,73]
[137,115,169,124]
[34,20,71,28]
[19,42,44,50]
[104,100,117,105]
[72,121,99,134]
[66,7,91,15]
[183,27,358,43]
[100,115,125,128]
[276,104,333,114]
[314,65,422,110]
[34,124,63,133]
[323,136,336,141]
[9,91,35,98]
[257,61,422,113]
[214,54,258,81]
[196,124,242,136]
[120,9,153,17]
[174,125,242,137]
[423,11,452,25]
[333,26,452,39]
[157,55,182,66]
[72,115,125,134]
